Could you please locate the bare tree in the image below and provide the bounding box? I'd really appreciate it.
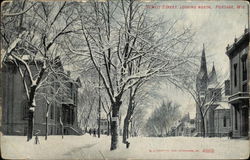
[144,100,181,137]
[129,104,146,137]
[100,96,112,136]
[122,80,146,143]
[65,0,194,150]
[1,0,78,140]
[78,80,99,133]
[36,60,74,140]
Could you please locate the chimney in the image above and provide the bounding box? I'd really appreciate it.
[224,80,230,96]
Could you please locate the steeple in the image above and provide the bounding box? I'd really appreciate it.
[200,44,208,74]
[196,44,208,92]
[208,62,218,87]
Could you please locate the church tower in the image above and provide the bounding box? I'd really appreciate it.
[195,44,208,136]
[196,44,208,93]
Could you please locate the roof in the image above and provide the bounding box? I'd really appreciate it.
[184,122,195,128]
[226,28,249,56]
[207,83,217,89]
[214,101,230,110]
[197,44,208,81]
[208,63,217,86]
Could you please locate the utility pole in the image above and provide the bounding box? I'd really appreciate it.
[98,67,101,138]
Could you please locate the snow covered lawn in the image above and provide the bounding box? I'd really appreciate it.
[1,135,249,159]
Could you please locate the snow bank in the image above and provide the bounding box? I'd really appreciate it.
[1,135,249,159]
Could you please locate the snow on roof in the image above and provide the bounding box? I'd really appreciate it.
[184,122,195,128]
[207,82,217,89]
[214,101,230,110]
[221,96,229,101]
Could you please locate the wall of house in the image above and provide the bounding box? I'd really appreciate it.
[205,107,215,136]
[229,43,249,95]
[2,64,28,135]
[2,63,65,135]
[247,44,250,138]
[214,109,231,136]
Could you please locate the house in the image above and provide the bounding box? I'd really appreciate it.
[99,118,109,134]
[1,56,82,136]
[170,113,195,137]
[225,28,249,138]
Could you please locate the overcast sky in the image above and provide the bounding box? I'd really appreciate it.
[143,1,249,118]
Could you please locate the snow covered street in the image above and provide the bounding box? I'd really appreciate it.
[1,135,249,159]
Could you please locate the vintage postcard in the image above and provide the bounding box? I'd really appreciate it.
[0,0,249,159]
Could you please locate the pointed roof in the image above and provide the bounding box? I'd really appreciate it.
[208,62,218,87]
[198,44,208,77]
[76,77,82,88]
[196,44,208,91]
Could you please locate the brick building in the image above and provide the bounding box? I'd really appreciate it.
[226,28,249,138]
[1,57,82,136]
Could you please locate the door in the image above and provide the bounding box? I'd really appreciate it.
[241,106,248,137]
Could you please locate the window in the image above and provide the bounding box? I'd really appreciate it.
[241,49,248,81]
[243,83,247,92]
[223,116,227,127]
[50,104,54,119]
[235,108,238,130]
[50,126,53,135]
[71,109,74,125]
[242,59,247,81]
[234,64,237,87]
[57,108,60,121]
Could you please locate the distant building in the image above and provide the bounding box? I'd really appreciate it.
[1,57,82,136]
[100,118,109,134]
[170,113,195,137]
[226,28,249,138]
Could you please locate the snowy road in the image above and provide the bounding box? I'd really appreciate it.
[1,135,249,159]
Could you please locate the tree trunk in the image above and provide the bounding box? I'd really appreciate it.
[130,120,133,137]
[107,119,110,136]
[27,109,34,141]
[126,121,129,139]
[201,116,205,138]
[45,116,48,140]
[108,114,112,136]
[26,61,45,141]
[123,116,129,143]
[110,100,122,151]
[60,116,64,139]
[61,124,64,139]
[45,104,50,140]
[199,107,205,138]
